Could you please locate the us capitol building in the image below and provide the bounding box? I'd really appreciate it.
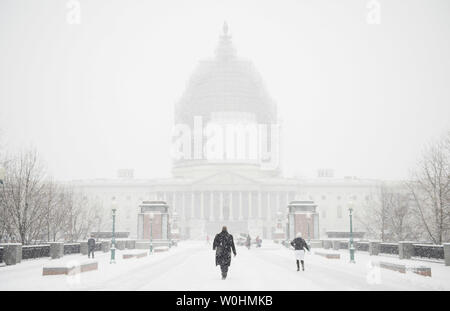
[71,24,385,240]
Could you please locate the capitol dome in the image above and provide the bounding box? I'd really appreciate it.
[175,22,277,125]
[172,23,280,179]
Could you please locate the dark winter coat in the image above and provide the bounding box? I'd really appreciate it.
[213,231,237,267]
[291,237,310,251]
[88,238,96,250]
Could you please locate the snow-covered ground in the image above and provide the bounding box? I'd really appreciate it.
[0,241,449,291]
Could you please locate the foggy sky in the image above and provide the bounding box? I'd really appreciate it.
[0,0,449,181]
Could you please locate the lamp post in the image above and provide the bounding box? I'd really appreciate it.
[149,212,154,254]
[348,201,355,263]
[110,199,117,264]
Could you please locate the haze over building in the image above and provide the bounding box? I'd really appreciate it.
[71,23,384,239]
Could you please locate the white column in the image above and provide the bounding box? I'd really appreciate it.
[209,192,214,221]
[229,192,233,220]
[191,192,195,218]
[200,192,204,219]
[267,192,271,220]
[219,192,224,220]
[239,191,243,220]
[248,192,253,219]
[172,192,176,213]
[258,191,262,218]
[181,192,185,220]
[277,192,280,212]
[285,192,289,217]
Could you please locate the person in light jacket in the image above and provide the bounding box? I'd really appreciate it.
[290,232,310,271]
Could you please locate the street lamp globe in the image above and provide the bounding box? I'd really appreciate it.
[347,200,354,213]
[111,200,118,213]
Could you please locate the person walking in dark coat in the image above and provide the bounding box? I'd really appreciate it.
[88,235,96,259]
[213,226,237,280]
[290,232,310,271]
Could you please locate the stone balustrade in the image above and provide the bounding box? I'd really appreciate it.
[49,242,64,259]
[314,251,340,259]
[0,243,22,265]
[369,241,380,256]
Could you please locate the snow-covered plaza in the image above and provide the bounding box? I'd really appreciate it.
[1,241,449,291]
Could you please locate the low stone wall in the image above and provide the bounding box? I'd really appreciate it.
[369,241,380,256]
[22,245,50,260]
[314,251,340,259]
[323,240,333,250]
[445,244,450,266]
[125,240,136,249]
[80,242,88,255]
[413,244,444,260]
[49,242,64,259]
[372,261,431,277]
[123,251,147,259]
[154,246,169,253]
[63,243,80,255]
[356,241,369,252]
[115,240,126,250]
[101,241,110,253]
[0,243,22,265]
[43,261,98,276]
[399,242,414,259]
[309,240,323,249]
[374,261,406,274]
[410,266,432,277]
[136,240,171,249]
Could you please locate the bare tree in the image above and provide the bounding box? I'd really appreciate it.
[355,182,418,242]
[64,191,102,242]
[387,191,419,241]
[355,183,391,241]
[408,131,450,244]
[0,149,47,244]
[40,180,69,242]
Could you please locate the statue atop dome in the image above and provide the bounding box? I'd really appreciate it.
[216,21,235,60]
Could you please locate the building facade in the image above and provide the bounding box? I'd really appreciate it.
[71,24,383,240]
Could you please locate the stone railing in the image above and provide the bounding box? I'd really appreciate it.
[0,238,178,266]
[379,243,399,255]
[355,241,369,252]
[319,239,450,266]
[63,243,81,255]
[22,244,50,260]
[0,239,141,266]
[413,244,444,260]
